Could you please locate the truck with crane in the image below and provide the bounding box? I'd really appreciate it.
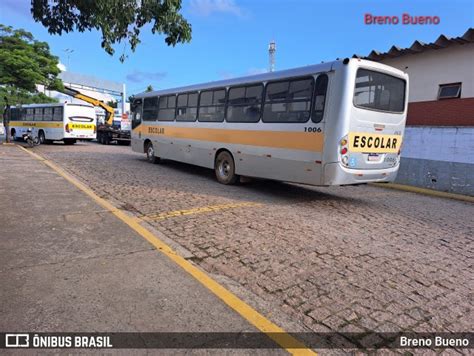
[60,86,131,145]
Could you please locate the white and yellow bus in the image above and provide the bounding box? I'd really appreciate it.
[9,102,96,145]
[131,58,408,186]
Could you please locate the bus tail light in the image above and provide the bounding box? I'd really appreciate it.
[65,123,70,133]
[340,135,349,166]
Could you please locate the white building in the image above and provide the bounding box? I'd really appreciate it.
[360,28,474,195]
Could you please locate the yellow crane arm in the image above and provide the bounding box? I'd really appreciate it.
[59,87,115,126]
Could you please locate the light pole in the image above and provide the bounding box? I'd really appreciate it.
[63,48,74,70]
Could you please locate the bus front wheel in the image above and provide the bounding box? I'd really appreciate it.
[215,151,239,185]
[146,142,160,164]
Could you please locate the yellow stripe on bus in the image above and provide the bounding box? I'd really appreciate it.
[9,121,63,129]
[136,125,324,152]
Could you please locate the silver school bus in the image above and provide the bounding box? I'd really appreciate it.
[130,58,408,186]
[9,102,96,145]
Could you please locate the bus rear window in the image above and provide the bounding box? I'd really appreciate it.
[353,69,406,113]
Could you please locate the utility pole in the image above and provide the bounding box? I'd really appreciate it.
[268,41,276,72]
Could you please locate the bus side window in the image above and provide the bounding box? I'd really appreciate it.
[143,97,158,121]
[176,92,198,122]
[10,108,18,121]
[26,108,34,121]
[263,77,313,123]
[157,95,177,122]
[198,89,226,122]
[44,107,53,121]
[226,84,263,123]
[34,108,43,121]
[312,74,328,123]
[53,107,63,121]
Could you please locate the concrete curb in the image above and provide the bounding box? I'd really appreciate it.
[370,182,474,203]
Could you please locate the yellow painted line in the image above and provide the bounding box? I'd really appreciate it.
[370,182,474,203]
[17,145,315,355]
[143,202,262,221]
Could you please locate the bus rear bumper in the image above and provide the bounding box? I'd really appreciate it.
[323,162,399,186]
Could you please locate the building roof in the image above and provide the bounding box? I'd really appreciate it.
[59,71,123,95]
[355,28,473,61]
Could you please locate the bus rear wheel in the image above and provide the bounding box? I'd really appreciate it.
[38,130,45,144]
[215,151,239,185]
[146,142,160,163]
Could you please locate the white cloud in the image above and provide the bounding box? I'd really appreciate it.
[57,62,67,72]
[189,0,246,17]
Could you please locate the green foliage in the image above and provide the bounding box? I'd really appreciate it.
[31,0,192,62]
[0,24,63,93]
[0,86,57,108]
[146,85,154,92]
[107,100,118,108]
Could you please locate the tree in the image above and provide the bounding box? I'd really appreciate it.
[107,100,118,108]
[31,0,192,62]
[0,24,62,107]
[146,85,154,92]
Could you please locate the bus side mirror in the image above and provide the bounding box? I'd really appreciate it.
[131,99,142,129]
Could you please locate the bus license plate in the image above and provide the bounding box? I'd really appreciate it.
[368,153,380,161]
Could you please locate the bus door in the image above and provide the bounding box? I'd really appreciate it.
[131,98,143,151]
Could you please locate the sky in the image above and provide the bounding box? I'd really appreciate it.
[1,0,473,98]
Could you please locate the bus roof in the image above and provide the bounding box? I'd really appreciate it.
[137,60,340,98]
[15,102,94,108]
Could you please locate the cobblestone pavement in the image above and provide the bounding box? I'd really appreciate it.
[35,142,473,340]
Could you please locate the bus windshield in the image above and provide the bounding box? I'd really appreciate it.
[353,69,406,113]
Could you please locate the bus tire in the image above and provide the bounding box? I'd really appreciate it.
[215,151,239,185]
[38,130,45,144]
[146,142,160,163]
